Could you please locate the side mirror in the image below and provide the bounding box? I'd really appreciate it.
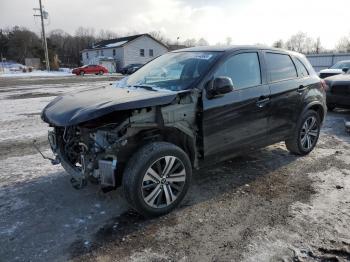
[342,67,349,73]
[206,76,234,98]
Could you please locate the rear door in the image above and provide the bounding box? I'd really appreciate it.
[87,65,96,74]
[202,51,271,160]
[264,52,304,142]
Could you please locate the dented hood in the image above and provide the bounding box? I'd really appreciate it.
[41,86,178,126]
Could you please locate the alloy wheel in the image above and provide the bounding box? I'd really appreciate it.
[142,156,186,208]
[300,116,319,151]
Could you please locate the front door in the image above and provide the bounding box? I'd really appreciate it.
[202,51,271,160]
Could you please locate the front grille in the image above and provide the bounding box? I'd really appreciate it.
[332,85,350,95]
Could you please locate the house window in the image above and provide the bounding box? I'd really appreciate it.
[113,49,116,56]
[149,49,154,57]
[86,52,89,59]
[140,49,145,57]
[101,50,104,56]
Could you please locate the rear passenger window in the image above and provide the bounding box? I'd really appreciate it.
[294,58,309,77]
[214,52,261,89]
[266,53,297,82]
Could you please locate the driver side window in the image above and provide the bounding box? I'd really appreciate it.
[214,52,261,89]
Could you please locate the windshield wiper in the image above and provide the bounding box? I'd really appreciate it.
[132,84,158,91]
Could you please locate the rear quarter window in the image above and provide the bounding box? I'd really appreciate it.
[294,58,309,78]
[266,53,297,82]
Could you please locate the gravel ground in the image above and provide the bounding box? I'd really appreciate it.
[0,76,349,262]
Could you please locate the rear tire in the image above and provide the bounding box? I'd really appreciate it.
[285,110,321,155]
[99,70,104,75]
[327,104,336,111]
[122,142,192,217]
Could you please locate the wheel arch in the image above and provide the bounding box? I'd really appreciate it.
[303,101,326,122]
[118,127,197,169]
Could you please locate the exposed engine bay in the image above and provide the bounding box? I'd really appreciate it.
[51,125,124,189]
[43,91,199,191]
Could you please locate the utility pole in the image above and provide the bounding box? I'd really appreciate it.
[34,0,50,71]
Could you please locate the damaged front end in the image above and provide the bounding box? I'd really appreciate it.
[50,124,126,190]
[41,86,200,191]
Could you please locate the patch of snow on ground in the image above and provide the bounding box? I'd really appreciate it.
[0,70,74,78]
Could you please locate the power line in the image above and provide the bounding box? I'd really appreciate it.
[33,0,50,71]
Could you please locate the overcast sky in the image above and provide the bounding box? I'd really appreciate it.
[1,0,349,49]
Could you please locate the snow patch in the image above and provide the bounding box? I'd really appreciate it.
[0,70,74,78]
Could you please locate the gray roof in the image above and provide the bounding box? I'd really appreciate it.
[82,34,168,52]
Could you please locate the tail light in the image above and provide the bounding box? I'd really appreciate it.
[320,79,329,91]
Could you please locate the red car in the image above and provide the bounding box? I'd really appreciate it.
[72,65,108,76]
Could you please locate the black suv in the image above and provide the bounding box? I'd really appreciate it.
[42,46,327,217]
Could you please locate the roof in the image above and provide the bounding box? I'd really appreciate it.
[82,34,168,52]
[306,53,350,57]
[172,45,307,58]
[168,44,188,51]
[172,45,285,52]
[93,34,144,48]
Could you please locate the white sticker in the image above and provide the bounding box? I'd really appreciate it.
[194,54,213,60]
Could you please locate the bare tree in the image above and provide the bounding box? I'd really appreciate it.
[97,29,118,41]
[272,39,284,48]
[314,37,322,54]
[285,32,315,54]
[149,31,165,42]
[336,36,350,53]
[183,38,197,47]
[197,38,209,46]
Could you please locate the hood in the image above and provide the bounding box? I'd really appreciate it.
[319,68,342,74]
[325,73,350,86]
[41,86,179,126]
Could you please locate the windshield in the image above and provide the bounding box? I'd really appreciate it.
[125,51,222,91]
[330,61,350,69]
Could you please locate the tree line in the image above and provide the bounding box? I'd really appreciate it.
[1,26,350,70]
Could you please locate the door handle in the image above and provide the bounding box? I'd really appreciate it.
[256,96,270,108]
[297,85,307,93]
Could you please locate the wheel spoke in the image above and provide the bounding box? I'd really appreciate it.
[308,130,318,137]
[144,167,161,183]
[302,121,308,131]
[163,185,172,205]
[169,182,182,192]
[144,184,162,206]
[162,156,176,176]
[167,169,186,183]
[301,135,307,147]
[142,183,156,190]
[306,135,312,149]
[164,184,176,205]
[309,117,316,131]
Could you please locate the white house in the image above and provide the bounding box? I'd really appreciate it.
[81,34,168,72]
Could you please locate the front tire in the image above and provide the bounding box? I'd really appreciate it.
[99,70,104,75]
[79,71,85,76]
[122,142,192,217]
[285,110,321,155]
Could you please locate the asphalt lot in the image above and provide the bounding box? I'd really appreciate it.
[0,75,349,262]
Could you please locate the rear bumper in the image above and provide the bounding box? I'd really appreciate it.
[326,92,350,107]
